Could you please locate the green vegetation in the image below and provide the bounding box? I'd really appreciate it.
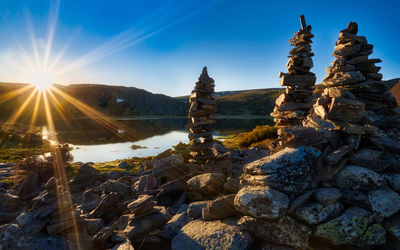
[0,126,51,162]
[221,125,278,149]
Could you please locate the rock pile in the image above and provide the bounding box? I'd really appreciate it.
[187,67,217,163]
[271,15,316,128]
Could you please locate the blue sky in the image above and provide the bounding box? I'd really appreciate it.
[0,0,398,96]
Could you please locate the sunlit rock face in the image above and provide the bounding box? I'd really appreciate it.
[243,146,321,194]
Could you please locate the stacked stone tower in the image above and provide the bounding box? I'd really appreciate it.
[187,67,217,163]
[271,15,316,127]
[307,21,399,131]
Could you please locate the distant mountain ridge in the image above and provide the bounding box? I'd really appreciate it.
[1,79,399,125]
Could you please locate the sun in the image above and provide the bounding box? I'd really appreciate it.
[29,68,55,91]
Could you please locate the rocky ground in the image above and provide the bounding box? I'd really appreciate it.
[0,138,399,250]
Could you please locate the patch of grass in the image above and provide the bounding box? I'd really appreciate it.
[0,144,51,162]
[221,125,278,149]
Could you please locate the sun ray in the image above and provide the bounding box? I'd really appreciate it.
[0,85,34,105]
[43,0,60,68]
[4,88,38,126]
[47,88,73,128]
[24,9,41,68]
[51,86,136,141]
[43,90,82,249]
[28,90,42,132]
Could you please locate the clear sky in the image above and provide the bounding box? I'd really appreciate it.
[0,0,399,96]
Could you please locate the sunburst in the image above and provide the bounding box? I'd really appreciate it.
[1,1,217,248]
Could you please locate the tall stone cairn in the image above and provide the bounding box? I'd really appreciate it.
[187,67,217,163]
[271,15,316,127]
[305,21,400,132]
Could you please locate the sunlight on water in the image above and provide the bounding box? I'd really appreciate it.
[69,130,188,162]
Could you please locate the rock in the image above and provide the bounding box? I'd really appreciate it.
[187,201,208,219]
[385,173,400,192]
[97,180,132,199]
[73,164,105,187]
[288,190,314,213]
[93,225,114,248]
[80,191,101,213]
[238,215,311,249]
[234,186,289,220]
[223,177,241,194]
[45,177,57,191]
[153,154,185,181]
[186,173,225,200]
[118,161,130,169]
[368,189,400,217]
[172,219,253,250]
[314,206,386,246]
[324,145,352,165]
[244,147,321,193]
[89,192,119,218]
[314,188,342,205]
[85,218,104,235]
[0,224,30,249]
[340,189,371,209]
[202,194,236,220]
[334,165,384,190]
[127,194,156,215]
[111,241,135,250]
[16,172,40,200]
[383,213,400,241]
[293,202,344,225]
[125,211,170,240]
[161,205,192,239]
[349,148,389,172]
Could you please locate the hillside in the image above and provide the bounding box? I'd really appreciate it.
[0,83,282,125]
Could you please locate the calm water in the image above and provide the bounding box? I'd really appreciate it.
[47,117,271,162]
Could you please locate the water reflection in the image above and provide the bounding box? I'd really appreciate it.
[50,117,272,162]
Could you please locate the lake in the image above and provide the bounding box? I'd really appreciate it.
[45,117,272,162]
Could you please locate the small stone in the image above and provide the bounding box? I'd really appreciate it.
[187,201,208,219]
[202,194,236,220]
[186,173,225,200]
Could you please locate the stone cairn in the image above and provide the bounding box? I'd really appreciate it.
[271,15,316,128]
[232,22,400,249]
[187,67,217,164]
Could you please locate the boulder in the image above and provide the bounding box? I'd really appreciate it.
[349,149,389,172]
[244,147,321,193]
[187,201,208,219]
[334,165,384,190]
[89,192,119,218]
[111,241,135,250]
[125,211,171,240]
[314,188,342,205]
[314,206,386,246]
[234,186,289,220]
[153,154,185,182]
[127,194,156,215]
[202,194,236,220]
[84,218,104,236]
[161,205,192,239]
[73,164,105,187]
[97,180,132,199]
[368,189,400,217]
[186,173,225,200]
[171,219,253,250]
[223,177,241,194]
[238,215,311,249]
[293,202,344,225]
[340,189,371,209]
